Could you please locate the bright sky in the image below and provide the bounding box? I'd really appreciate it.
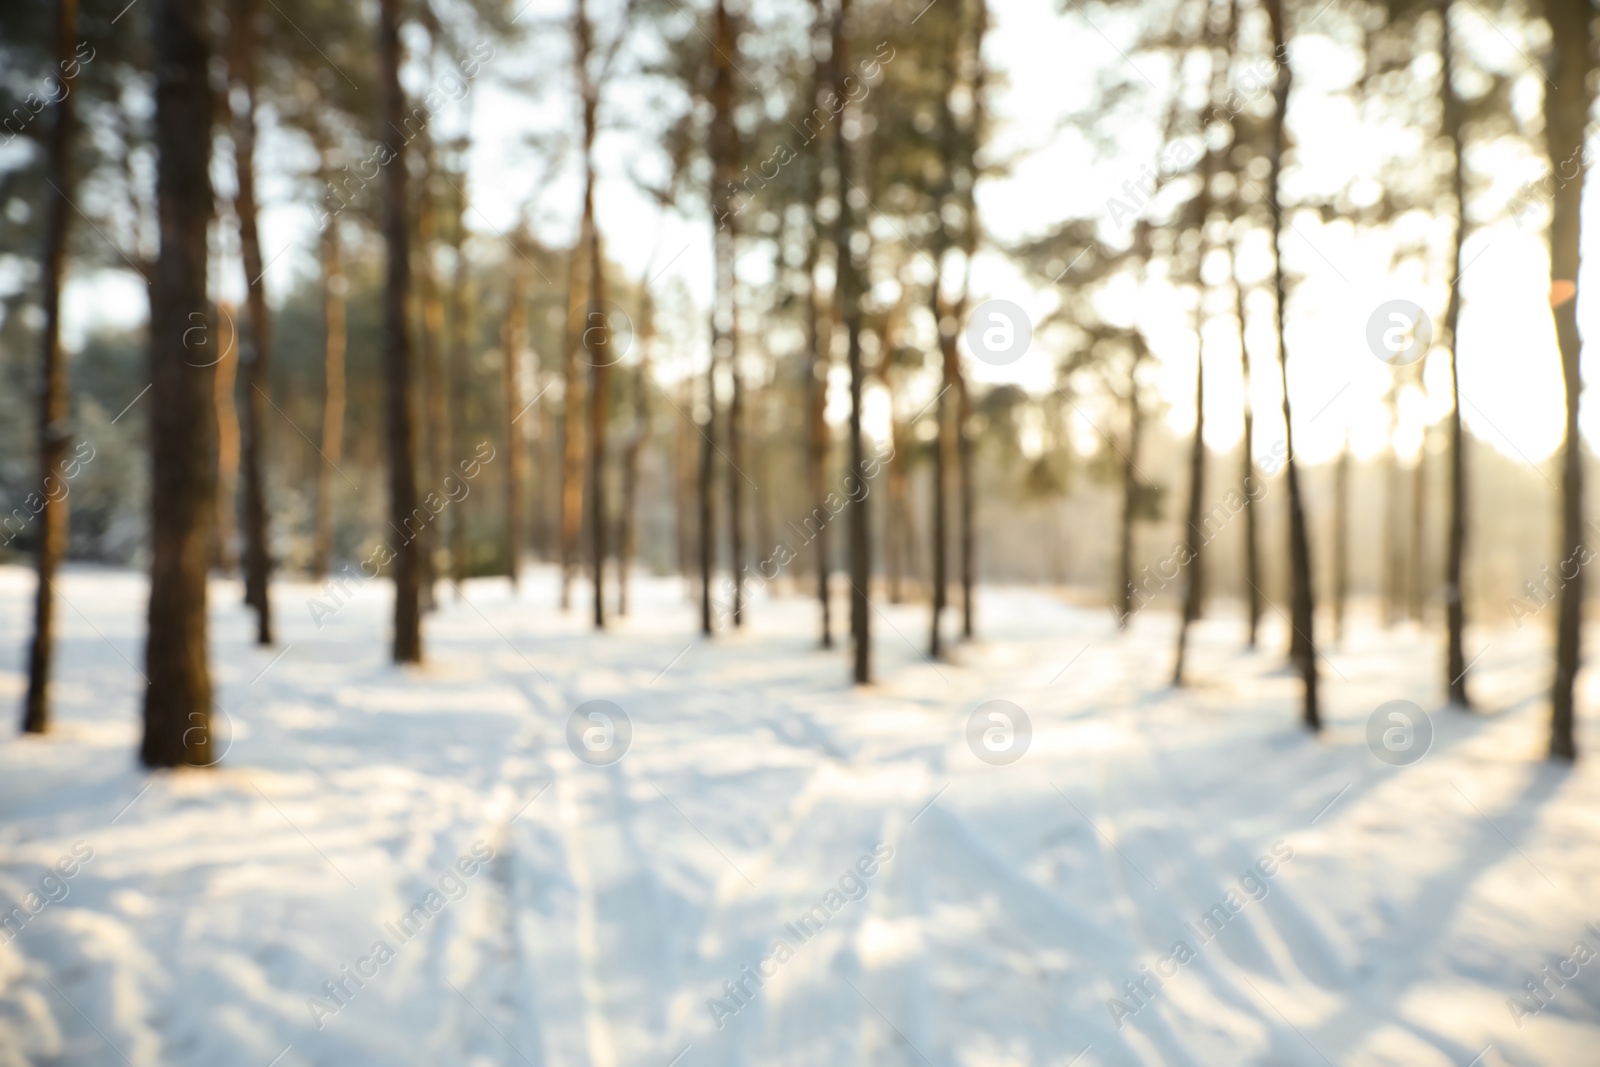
[55,0,1600,472]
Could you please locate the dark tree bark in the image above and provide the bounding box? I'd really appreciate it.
[448,152,472,588]
[1546,0,1592,761]
[1265,0,1319,730]
[378,0,422,663]
[807,0,833,648]
[1440,0,1470,707]
[1172,339,1206,682]
[956,0,988,642]
[930,292,954,658]
[584,200,610,630]
[1233,239,1261,648]
[229,0,273,645]
[312,215,345,580]
[709,0,742,631]
[142,0,217,767]
[830,0,870,683]
[1115,354,1145,628]
[559,238,588,611]
[213,301,240,574]
[503,235,527,591]
[22,0,81,735]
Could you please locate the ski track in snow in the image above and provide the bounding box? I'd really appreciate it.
[0,563,1597,1066]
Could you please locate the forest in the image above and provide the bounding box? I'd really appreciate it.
[2,0,1599,1061]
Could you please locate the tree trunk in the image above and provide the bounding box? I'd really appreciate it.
[1174,47,1219,683]
[503,238,527,591]
[585,194,609,630]
[1116,369,1143,628]
[1266,0,1319,730]
[1234,241,1261,647]
[1546,0,1591,761]
[142,0,217,766]
[312,218,345,579]
[559,238,588,610]
[830,0,870,683]
[807,0,833,648]
[956,0,988,642]
[709,0,742,631]
[1172,339,1206,682]
[21,0,80,735]
[378,0,422,663]
[230,0,273,646]
[214,300,240,574]
[930,294,953,658]
[448,152,472,589]
[1440,0,1470,707]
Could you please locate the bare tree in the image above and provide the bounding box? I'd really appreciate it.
[1265,0,1319,729]
[229,0,274,645]
[378,0,422,663]
[831,0,870,683]
[142,0,218,766]
[1545,0,1592,761]
[311,167,345,579]
[1439,0,1470,707]
[21,0,81,735]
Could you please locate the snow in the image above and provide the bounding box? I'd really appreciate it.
[1,562,1597,1066]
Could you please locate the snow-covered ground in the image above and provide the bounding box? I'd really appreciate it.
[0,563,1597,1067]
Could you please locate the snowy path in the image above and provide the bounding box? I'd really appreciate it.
[1,563,1597,1066]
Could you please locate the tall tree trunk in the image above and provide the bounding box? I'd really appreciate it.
[1546,0,1592,761]
[831,0,870,683]
[956,0,988,642]
[21,0,80,735]
[378,0,422,663]
[1234,241,1261,647]
[709,0,742,630]
[503,238,527,591]
[1174,40,1220,682]
[1265,0,1319,730]
[449,151,472,588]
[214,300,240,574]
[1116,367,1143,628]
[585,193,610,630]
[807,0,833,648]
[312,219,345,579]
[1383,390,1401,626]
[1440,0,1471,707]
[559,238,588,610]
[230,0,273,646]
[930,293,953,658]
[1172,339,1206,681]
[142,0,217,766]
[703,0,739,636]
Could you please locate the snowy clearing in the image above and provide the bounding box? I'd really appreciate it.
[1,564,1598,1067]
